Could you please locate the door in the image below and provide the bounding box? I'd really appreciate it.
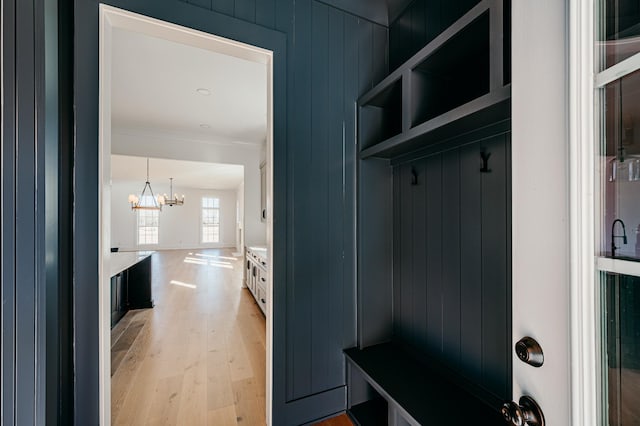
[511,0,573,424]
[513,1,640,425]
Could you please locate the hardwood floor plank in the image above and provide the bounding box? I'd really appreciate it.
[207,405,238,426]
[315,413,354,426]
[145,374,184,426]
[112,249,266,425]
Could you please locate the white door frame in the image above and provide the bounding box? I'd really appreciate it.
[568,0,599,424]
[98,6,275,425]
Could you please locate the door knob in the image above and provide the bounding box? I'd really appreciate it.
[501,396,545,426]
[515,336,544,367]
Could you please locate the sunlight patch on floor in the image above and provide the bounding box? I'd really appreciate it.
[194,253,238,261]
[169,280,197,289]
[183,256,235,269]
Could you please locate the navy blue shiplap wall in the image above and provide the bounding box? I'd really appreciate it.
[1,0,49,424]
[392,134,511,405]
[389,0,481,71]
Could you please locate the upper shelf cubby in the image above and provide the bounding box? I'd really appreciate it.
[411,11,490,127]
[358,0,509,160]
[359,77,403,151]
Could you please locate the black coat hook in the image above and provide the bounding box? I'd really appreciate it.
[411,167,418,185]
[480,151,492,173]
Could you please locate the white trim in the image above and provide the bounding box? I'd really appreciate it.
[597,257,640,278]
[569,0,599,424]
[99,6,274,425]
[98,7,112,425]
[595,50,640,88]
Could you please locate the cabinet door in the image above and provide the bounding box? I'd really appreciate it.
[251,264,258,294]
[118,272,128,313]
[111,275,119,326]
[260,162,267,222]
[246,258,252,286]
[259,267,267,289]
[257,284,266,314]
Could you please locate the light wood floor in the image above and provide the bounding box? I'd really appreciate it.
[111,248,266,426]
[315,414,353,426]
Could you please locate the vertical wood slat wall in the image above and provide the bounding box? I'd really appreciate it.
[392,134,511,401]
[1,0,48,423]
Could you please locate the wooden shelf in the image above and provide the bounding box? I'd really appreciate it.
[361,85,510,159]
[344,343,504,426]
[358,0,510,160]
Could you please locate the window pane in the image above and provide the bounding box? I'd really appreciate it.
[599,0,640,69]
[202,225,219,243]
[203,210,213,224]
[603,272,640,425]
[601,69,640,259]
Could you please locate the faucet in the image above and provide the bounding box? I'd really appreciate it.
[611,218,628,258]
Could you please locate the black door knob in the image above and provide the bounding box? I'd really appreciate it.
[502,396,545,426]
[515,336,544,367]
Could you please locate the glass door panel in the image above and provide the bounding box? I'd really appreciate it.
[599,0,640,69]
[599,2,640,425]
[602,69,640,260]
[602,272,640,425]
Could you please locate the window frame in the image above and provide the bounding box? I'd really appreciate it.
[201,196,221,244]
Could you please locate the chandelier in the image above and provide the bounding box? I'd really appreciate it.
[128,158,165,211]
[163,178,185,207]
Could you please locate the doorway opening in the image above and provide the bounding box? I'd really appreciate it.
[99,6,274,425]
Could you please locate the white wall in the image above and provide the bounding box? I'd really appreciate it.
[111,182,237,250]
[112,128,266,246]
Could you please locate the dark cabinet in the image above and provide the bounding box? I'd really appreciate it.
[110,254,154,328]
[127,256,153,309]
[111,271,128,327]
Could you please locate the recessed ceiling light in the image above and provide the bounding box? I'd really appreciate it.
[200,124,210,129]
[196,88,211,96]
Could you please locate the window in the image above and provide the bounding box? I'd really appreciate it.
[596,2,640,424]
[202,197,220,243]
[137,196,159,245]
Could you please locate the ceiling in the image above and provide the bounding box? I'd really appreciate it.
[111,26,268,145]
[111,155,244,190]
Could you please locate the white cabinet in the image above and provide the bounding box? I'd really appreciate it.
[245,246,267,315]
